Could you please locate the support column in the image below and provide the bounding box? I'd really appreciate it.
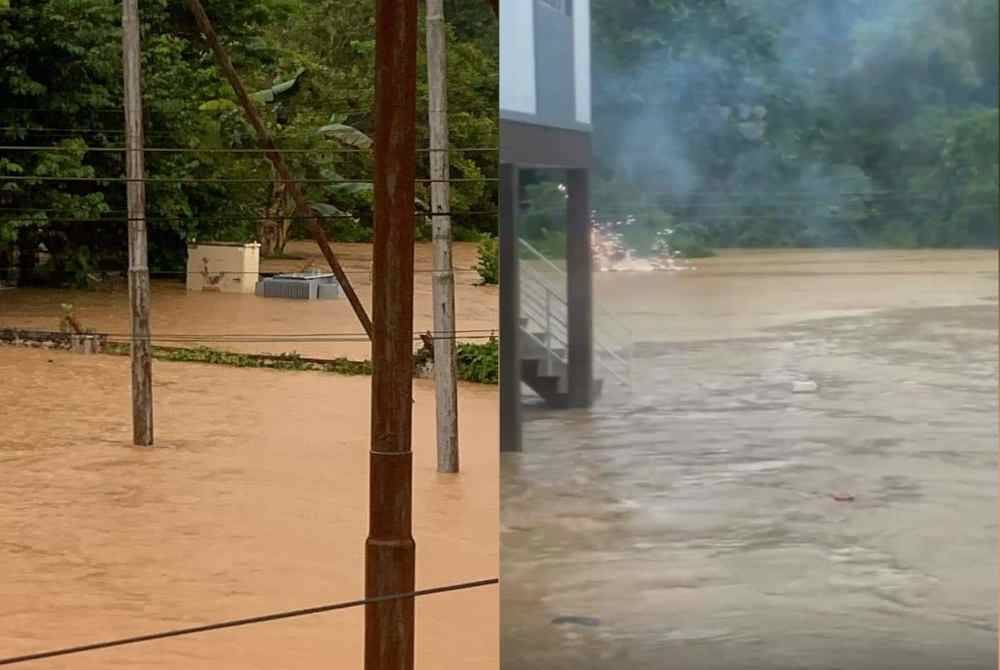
[565,168,593,408]
[499,163,522,452]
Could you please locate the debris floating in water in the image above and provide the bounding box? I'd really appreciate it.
[831,493,855,502]
[792,380,819,393]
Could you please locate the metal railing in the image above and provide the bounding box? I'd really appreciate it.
[518,238,633,391]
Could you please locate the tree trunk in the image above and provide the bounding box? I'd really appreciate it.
[258,182,294,257]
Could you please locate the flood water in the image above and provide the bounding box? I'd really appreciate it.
[502,249,998,670]
[0,270,498,666]
[0,240,497,361]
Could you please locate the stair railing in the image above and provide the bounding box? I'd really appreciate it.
[518,238,633,391]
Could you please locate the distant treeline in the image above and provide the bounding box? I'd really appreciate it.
[528,0,998,255]
[0,0,497,286]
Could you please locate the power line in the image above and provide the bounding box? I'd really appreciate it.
[0,107,482,116]
[0,175,496,185]
[153,268,483,275]
[0,112,496,135]
[0,211,499,221]
[0,578,499,667]
[0,328,497,344]
[0,267,487,276]
[1,208,498,216]
[0,144,497,155]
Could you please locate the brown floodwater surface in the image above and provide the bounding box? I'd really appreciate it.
[0,241,497,361]
[504,249,997,670]
[0,349,497,667]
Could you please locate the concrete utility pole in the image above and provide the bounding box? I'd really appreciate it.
[122,0,153,447]
[185,0,373,339]
[366,0,418,668]
[426,0,459,473]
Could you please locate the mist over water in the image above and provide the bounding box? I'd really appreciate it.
[588,0,999,251]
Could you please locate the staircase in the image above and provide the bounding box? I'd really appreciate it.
[518,238,632,408]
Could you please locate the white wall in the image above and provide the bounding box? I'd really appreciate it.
[500,1,536,115]
[573,0,591,125]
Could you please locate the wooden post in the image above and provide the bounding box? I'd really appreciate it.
[366,0,417,668]
[426,0,459,473]
[185,0,373,339]
[123,0,153,447]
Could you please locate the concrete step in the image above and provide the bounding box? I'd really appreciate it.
[527,374,562,398]
[519,326,604,409]
[520,358,540,379]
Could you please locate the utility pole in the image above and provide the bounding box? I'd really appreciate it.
[122,0,153,446]
[426,0,459,473]
[185,0,373,339]
[366,0,417,667]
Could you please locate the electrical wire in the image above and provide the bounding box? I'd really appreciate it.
[0,578,499,667]
[0,211,500,222]
[0,328,498,344]
[0,144,497,155]
[0,175,496,185]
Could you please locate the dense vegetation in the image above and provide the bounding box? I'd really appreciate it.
[0,0,497,286]
[522,0,997,256]
[106,339,499,384]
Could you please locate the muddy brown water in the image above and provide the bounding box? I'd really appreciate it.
[0,241,497,361]
[0,245,498,668]
[503,249,997,670]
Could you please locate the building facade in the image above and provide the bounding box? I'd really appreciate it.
[500,0,595,452]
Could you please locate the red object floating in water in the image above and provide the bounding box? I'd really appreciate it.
[832,494,855,502]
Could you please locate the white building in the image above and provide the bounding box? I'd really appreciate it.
[500,0,596,452]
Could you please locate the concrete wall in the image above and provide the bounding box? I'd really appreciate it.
[186,242,260,294]
[500,1,536,116]
[500,0,591,132]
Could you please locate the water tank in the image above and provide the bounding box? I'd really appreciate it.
[255,272,342,300]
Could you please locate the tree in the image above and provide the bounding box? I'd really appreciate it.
[585,0,998,252]
[0,0,499,283]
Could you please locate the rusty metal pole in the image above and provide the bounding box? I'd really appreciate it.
[123,0,154,446]
[365,0,417,668]
[185,0,373,339]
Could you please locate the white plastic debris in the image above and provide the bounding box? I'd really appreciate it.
[792,380,819,393]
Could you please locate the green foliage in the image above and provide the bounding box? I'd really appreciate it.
[475,235,498,285]
[456,337,498,385]
[106,343,373,375]
[0,0,497,283]
[589,0,998,249]
[104,338,498,384]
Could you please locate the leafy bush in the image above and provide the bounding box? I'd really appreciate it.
[456,337,498,384]
[452,224,483,242]
[667,224,718,258]
[475,235,498,284]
